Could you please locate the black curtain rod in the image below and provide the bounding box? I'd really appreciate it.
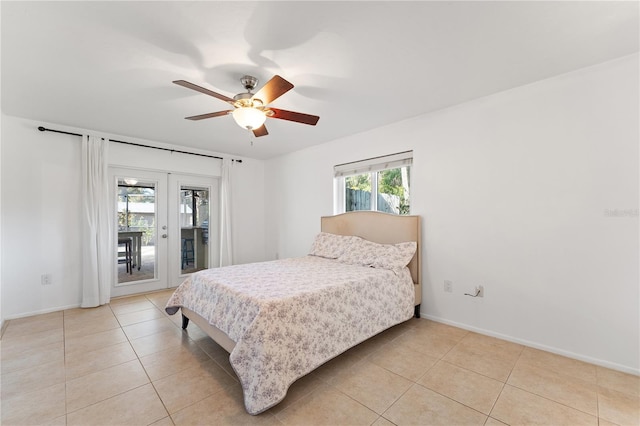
[334,150,412,168]
[37,126,242,163]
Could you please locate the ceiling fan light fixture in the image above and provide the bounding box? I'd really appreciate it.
[174,74,319,137]
[232,107,266,130]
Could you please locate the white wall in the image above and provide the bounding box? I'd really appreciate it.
[1,115,265,319]
[264,54,639,374]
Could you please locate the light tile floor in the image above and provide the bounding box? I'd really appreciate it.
[1,289,638,425]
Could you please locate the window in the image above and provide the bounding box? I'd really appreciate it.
[334,151,412,215]
[179,186,210,272]
[117,180,156,246]
[179,187,210,229]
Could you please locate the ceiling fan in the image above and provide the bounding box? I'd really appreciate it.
[173,75,319,137]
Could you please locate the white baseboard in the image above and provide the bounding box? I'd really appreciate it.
[4,303,81,321]
[4,288,176,323]
[422,313,639,376]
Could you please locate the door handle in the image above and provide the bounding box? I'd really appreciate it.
[162,234,168,238]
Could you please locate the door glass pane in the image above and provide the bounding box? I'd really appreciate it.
[180,186,209,274]
[377,166,411,215]
[117,178,156,283]
[345,173,371,212]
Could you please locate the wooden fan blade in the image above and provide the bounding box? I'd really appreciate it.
[252,125,269,137]
[185,111,232,120]
[268,108,320,126]
[173,80,235,104]
[252,75,294,105]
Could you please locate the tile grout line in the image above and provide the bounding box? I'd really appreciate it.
[438,335,603,421]
[400,329,530,421]
[505,346,602,420]
[125,295,172,422]
[379,329,491,423]
[427,357,507,418]
[502,382,601,420]
[484,343,524,423]
[133,293,236,423]
[137,295,175,424]
[62,297,175,423]
[64,304,142,418]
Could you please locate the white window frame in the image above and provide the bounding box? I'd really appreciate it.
[333,151,413,215]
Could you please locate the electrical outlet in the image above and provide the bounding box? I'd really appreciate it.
[41,273,52,286]
[475,285,484,297]
[444,280,453,293]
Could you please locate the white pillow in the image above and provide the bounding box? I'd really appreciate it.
[308,232,358,259]
[337,237,417,270]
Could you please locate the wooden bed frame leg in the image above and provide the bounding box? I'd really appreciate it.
[414,305,421,319]
[181,314,190,329]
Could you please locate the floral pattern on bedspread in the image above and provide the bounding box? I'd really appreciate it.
[165,256,414,415]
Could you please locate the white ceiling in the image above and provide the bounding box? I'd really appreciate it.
[2,1,638,160]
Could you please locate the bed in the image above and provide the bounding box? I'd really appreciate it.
[165,211,422,414]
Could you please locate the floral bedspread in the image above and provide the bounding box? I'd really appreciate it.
[165,256,414,414]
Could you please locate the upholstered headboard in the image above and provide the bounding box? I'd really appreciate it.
[321,211,422,306]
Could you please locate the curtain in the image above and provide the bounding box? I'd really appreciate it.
[219,158,234,267]
[81,135,113,307]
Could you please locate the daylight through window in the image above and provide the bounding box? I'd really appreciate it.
[334,151,412,215]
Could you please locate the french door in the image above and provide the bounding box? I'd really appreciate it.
[110,167,218,297]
